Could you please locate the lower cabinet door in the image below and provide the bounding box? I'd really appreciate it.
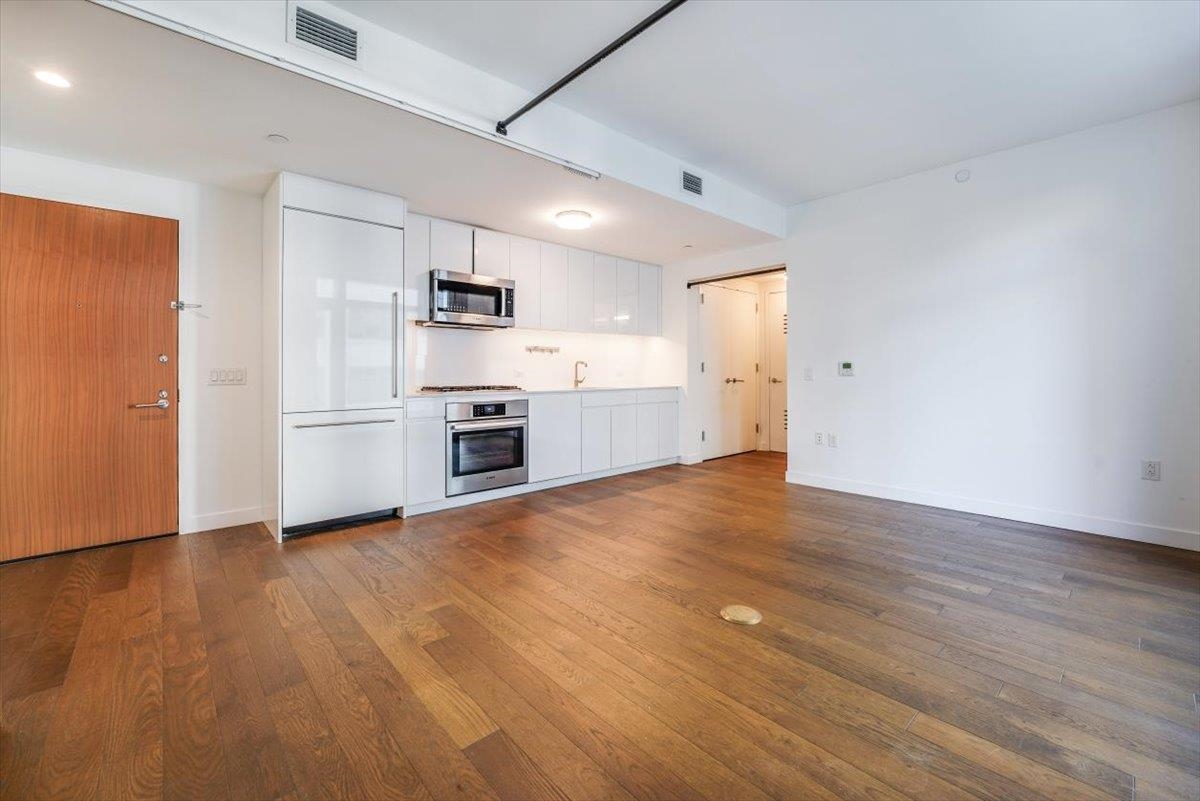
[611,405,638,468]
[405,418,447,505]
[636,404,660,463]
[658,402,679,459]
[528,393,582,482]
[282,410,404,528]
[581,407,611,473]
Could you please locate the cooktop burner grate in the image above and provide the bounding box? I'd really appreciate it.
[420,385,524,393]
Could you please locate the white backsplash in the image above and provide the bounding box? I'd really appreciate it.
[407,324,682,392]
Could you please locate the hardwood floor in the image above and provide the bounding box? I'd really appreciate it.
[2,452,1197,801]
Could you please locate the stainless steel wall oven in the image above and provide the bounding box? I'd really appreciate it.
[445,400,528,496]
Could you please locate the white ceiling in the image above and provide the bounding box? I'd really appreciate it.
[332,0,1200,206]
[0,1,773,265]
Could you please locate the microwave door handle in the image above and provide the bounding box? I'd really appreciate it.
[448,419,528,433]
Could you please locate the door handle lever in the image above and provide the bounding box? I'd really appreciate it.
[132,399,169,409]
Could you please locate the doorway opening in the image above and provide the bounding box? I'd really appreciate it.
[691,266,787,461]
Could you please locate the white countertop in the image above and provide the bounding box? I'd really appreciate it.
[406,385,679,402]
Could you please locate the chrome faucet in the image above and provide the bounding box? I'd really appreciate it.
[573,360,589,388]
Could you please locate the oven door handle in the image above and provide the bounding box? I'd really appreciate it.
[448,418,528,433]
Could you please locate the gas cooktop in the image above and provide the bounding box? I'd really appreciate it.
[419,385,524,393]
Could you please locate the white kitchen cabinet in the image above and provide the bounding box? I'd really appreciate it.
[580,406,611,473]
[404,213,431,322]
[611,404,638,467]
[540,243,570,332]
[636,403,660,463]
[282,207,403,413]
[638,263,660,336]
[509,236,541,329]
[282,410,404,528]
[429,218,473,273]
[405,417,447,505]
[616,259,639,334]
[568,248,594,332]
[658,402,679,458]
[593,254,616,333]
[528,392,581,482]
[473,229,510,279]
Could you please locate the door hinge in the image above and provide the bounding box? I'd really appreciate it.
[755,423,760,433]
[700,293,705,304]
[755,362,759,373]
[700,361,705,373]
[170,300,203,311]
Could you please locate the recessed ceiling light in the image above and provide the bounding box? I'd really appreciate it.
[555,210,592,230]
[955,169,971,183]
[34,70,70,89]
[682,244,693,250]
[266,133,291,144]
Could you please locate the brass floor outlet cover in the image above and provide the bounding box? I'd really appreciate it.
[720,605,762,625]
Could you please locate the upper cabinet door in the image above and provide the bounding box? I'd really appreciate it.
[509,236,541,329]
[429,218,473,273]
[593,254,616,333]
[404,213,430,322]
[473,229,510,279]
[637,263,660,336]
[540,243,570,332]
[568,248,594,333]
[282,209,404,412]
[615,259,640,334]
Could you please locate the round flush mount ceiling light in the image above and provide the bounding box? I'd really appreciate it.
[265,133,291,144]
[554,210,592,230]
[955,169,971,183]
[34,70,71,88]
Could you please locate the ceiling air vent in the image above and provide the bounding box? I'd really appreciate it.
[294,6,358,62]
[681,170,703,196]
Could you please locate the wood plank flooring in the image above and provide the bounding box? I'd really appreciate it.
[2,452,1197,801]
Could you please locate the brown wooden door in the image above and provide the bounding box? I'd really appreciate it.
[1,193,178,561]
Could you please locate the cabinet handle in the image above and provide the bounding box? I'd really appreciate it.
[293,419,396,429]
[391,291,399,398]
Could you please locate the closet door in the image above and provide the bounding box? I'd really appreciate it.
[699,285,758,459]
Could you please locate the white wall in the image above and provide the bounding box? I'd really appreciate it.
[0,147,264,534]
[409,324,681,393]
[665,101,1200,550]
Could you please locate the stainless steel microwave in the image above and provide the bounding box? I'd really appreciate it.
[427,269,515,328]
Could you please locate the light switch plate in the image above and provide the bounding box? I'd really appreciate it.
[208,367,247,386]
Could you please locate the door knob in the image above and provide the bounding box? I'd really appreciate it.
[770,377,782,383]
[730,378,745,384]
[132,389,170,409]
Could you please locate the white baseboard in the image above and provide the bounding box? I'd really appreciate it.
[405,457,680,518]
[180,506,266,535]
[785,471,1200,552]
[680,451,704,466]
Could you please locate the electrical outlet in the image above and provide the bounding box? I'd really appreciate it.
[1141,460,1162,481]
[814,432,824,446]
[828,433,838,448]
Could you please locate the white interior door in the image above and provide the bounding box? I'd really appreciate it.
[766,290,788,452]
[726,288,758,455]
[698,286,727,460]
[698,284,759,459]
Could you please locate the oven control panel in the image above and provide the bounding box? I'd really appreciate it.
[472,403,506,418]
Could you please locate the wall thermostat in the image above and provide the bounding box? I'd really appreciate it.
[838,361,854,377]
